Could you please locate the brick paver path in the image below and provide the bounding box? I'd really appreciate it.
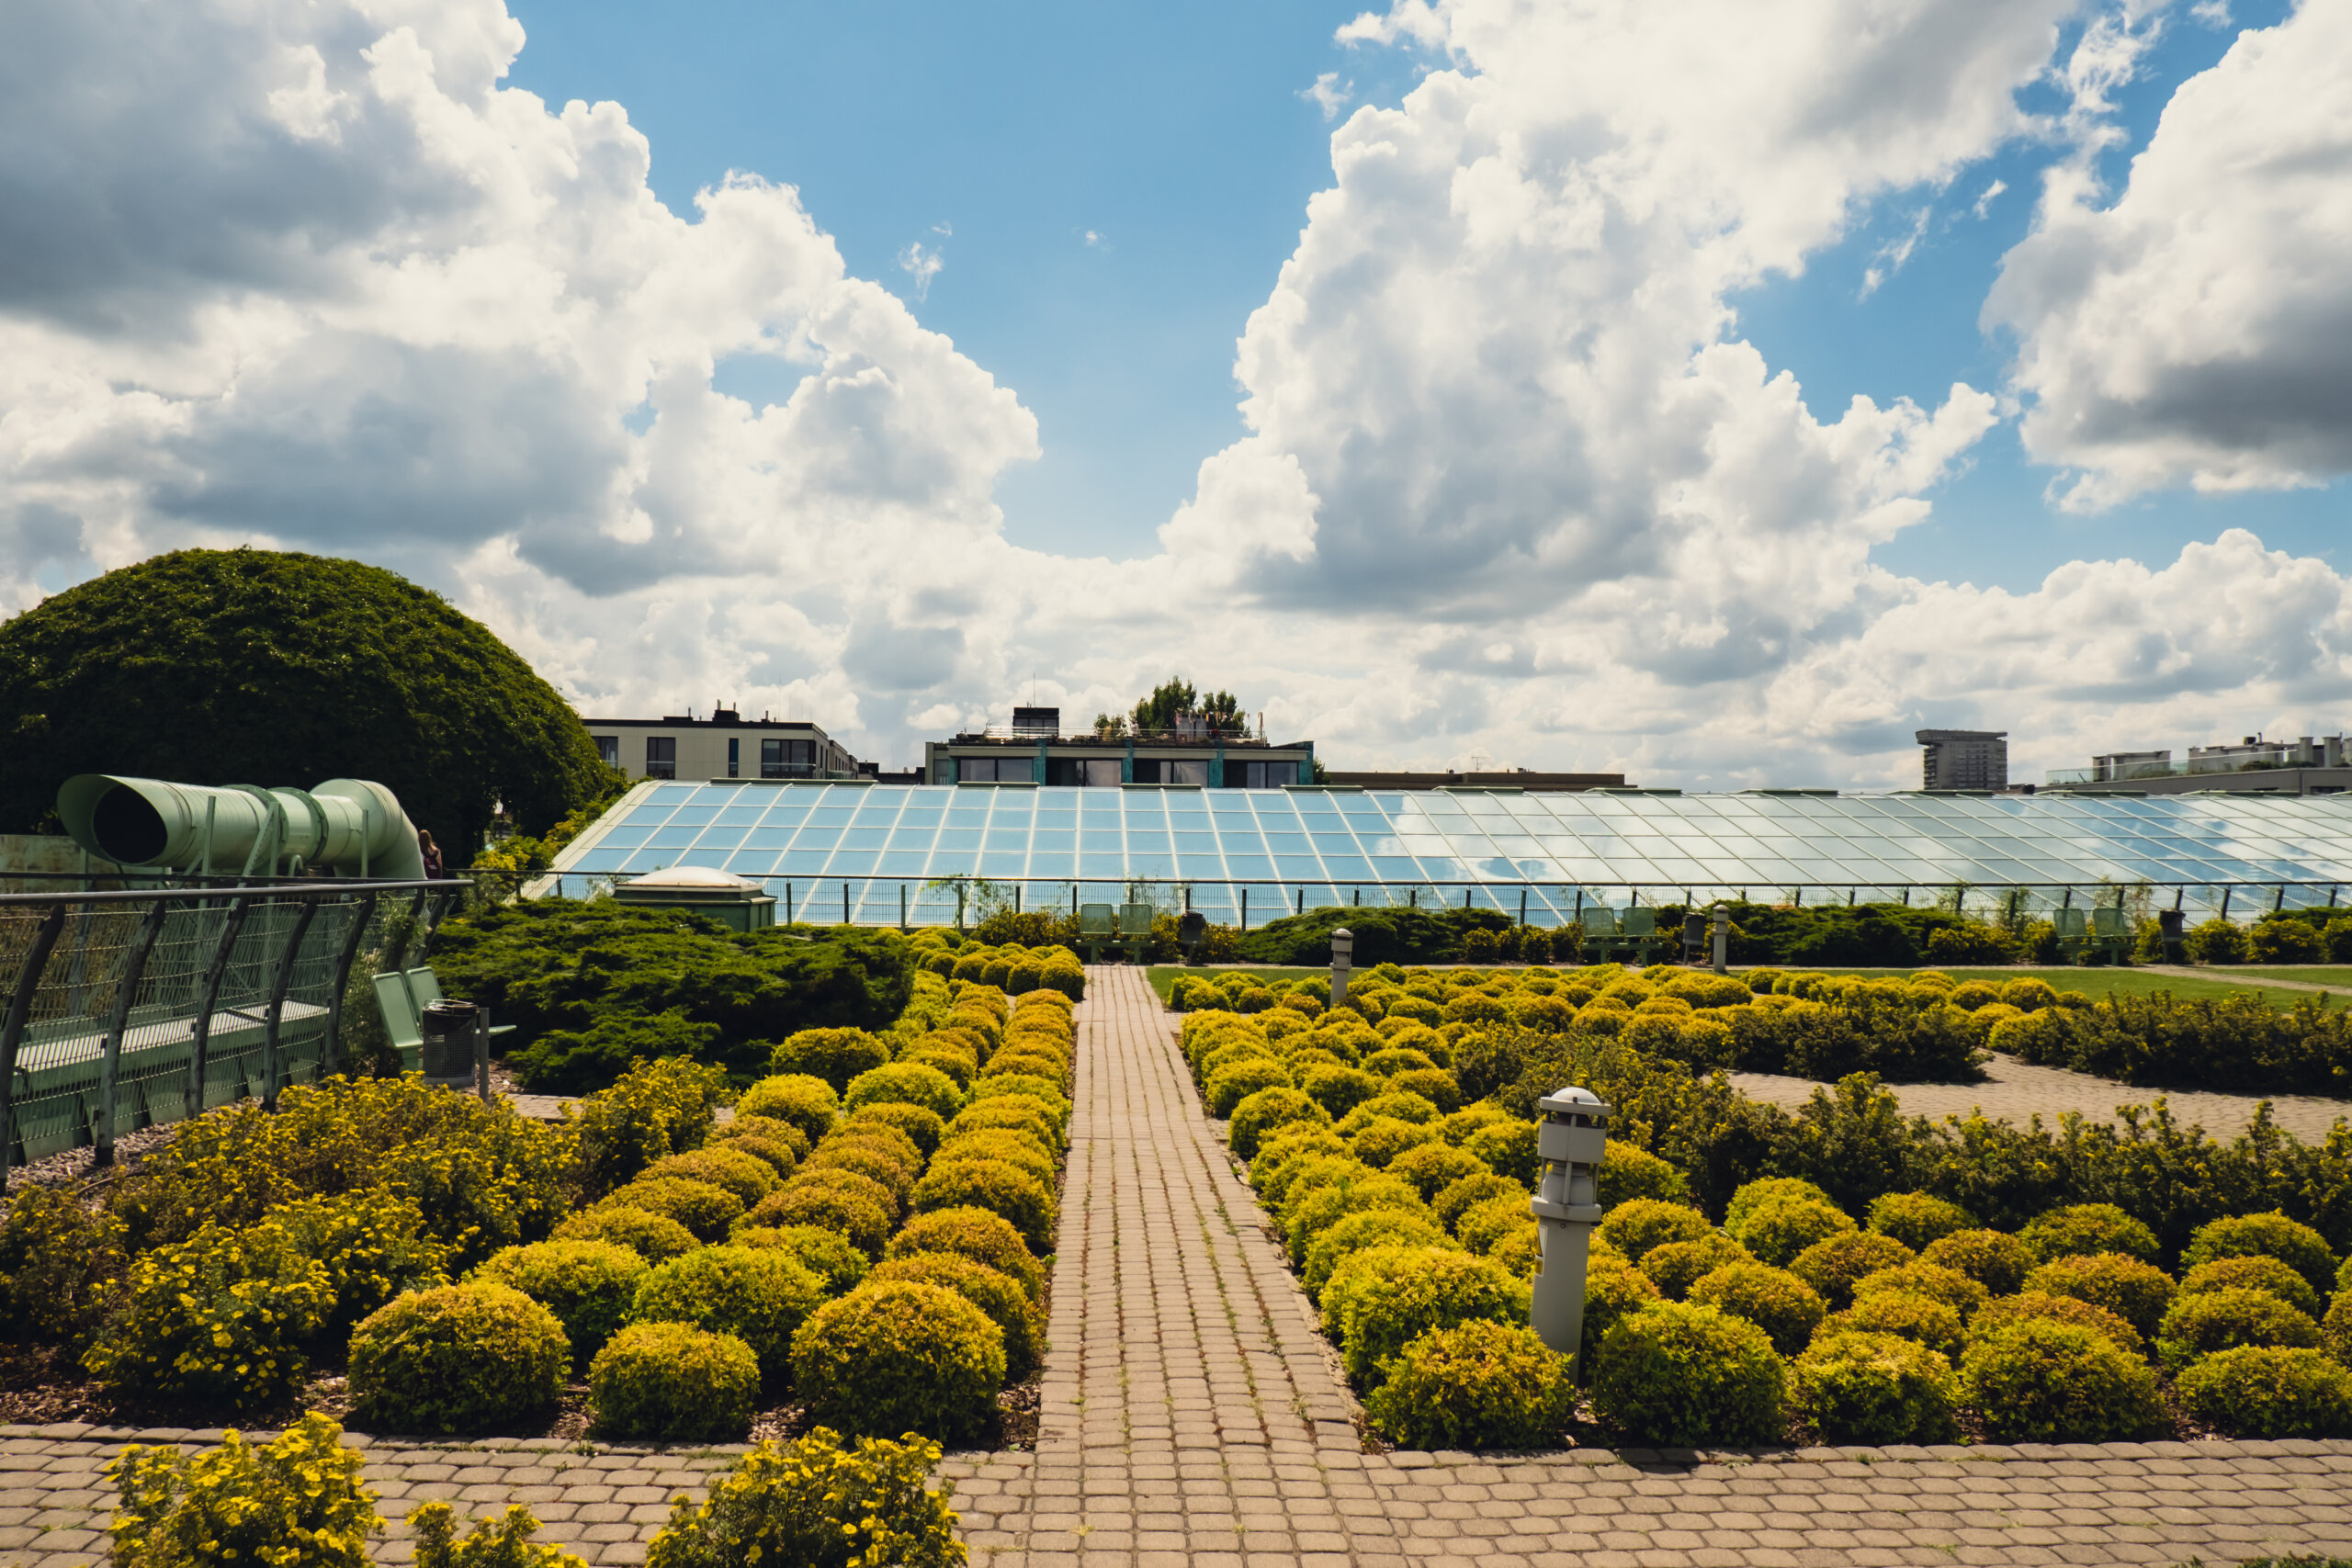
[13,964,2352,1566]
[1731,1051,2350,1144]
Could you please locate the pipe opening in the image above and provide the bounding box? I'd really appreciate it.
[90,784,171,864]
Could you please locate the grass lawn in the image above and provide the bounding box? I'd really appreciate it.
[1143,962,2342,1010]
[2210,965,2352,987]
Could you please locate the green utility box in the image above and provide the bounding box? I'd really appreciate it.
[611,865,777,931]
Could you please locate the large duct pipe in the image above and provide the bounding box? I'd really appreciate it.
[57,774,429,880]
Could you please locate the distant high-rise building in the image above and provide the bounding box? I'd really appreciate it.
[1916,729,2007,791]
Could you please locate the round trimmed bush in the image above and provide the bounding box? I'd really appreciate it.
[1959,1321,2164,1442]
[1388,1069,1461,1113]
[1305,1210,1455,1293]
[552,1206,699,1264]
[2025,1253,2177,1339]
[934,1130,1057,1189]
[1969,1291,2143,1357]
[470,1241,648,1365]
[1920,1229,2035,1297]
[1599,1200,1713,1263]
[1462,1120,1536,1186]
[1583,1253,1663,1368]
[846,1100,945,1158]
[910,1158,1057,1255]
[588,1321,760,1442]
[735,1075,840,1147]
[2326,1290,2352,1366]
[1229,1089,1331,1160]
[1690,1262,1826,1356]
[970,1073,1069,1121]
[1591,1301,1785,1447]
[1735,1197,1856,1269]
[952,1097,1066,1155]
[2180,1255,2324,1319]
[646,1147,780,1209]
[1434,1172,1520,1233]
[2154,1285,2320,1371]
[2181,1212,2338,1301]
[1791,1232,1915,1310]
[1284,1173,1428,1259]
[1351,1117,1439,1169]
[1852,1261,1987,1322]
[2177,1346,2352,1438]
[727,1224,871,1295]
[821,1119,925,1169]
[1597,1145,1690,1209]
[1388,1141,1488,1202]
[1640,1234,1754,1300]
[869,1254,1044,1381]
[1866,1193,1976,1252]
[1816,1292,1964,1360]
[704,1133,798,1179]
[597,1178,743,1243]
[629,1246,828,1387]
[769,1027,889,1093]
[1301,1065,1384,1118]
[1725,1177,1835,1234]
[1340,1089,1442,1132]
[1792,1329,1959,1444]
[1207,1057,1294,1118]
[2019,1203,2157,1264]
[1457,1194,1534,1257]
[742,1184,893,1260]
[888,1206,1045,1303]
[845,1063,966,1122]
[1338,1248,1531,1382]
[790,1280,1007,1441]
[713,1113,812,1162]
[802,1143,918,1205]
[778,1165,902,1224]
[1363,1320,1576,1449]
[348,1282,569,1434]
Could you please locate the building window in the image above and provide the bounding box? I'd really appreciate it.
[959,756,1028,783]
[594,736,619,768]
[645,737,676,779]
[1241,761,1291,789]
[727,738,740,778]
[1166,759,1208,785]
[763,739,817,778]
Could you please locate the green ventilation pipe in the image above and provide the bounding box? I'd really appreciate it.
[57,774,428,880]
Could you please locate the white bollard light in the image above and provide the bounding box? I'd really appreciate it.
[1711,902,1731,976]
[1529,1086,1611,1366]
[1329,926,1353,1011]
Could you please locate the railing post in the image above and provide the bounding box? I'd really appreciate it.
[0,905,69,1187]
[96,897,171,1168]
[380,889,429,974]
[261,897,322,1111]
[323,890,378,1077]
[187,896,254,1121]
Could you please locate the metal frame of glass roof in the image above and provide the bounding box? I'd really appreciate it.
[536,782,2352,928]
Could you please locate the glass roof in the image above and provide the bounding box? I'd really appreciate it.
[541,783,2352,926]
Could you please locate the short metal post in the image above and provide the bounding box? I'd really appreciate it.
[786,883,795,923]
[0,905,68,1185]
[900,885,909,932]
[843,882,851,924]
[475,1010,491,1104]
[1711,903,1729,976]
[1015,884,1023,915]
[2221,886,2233,921]
[323,890,377,1076]
[263,897,322,1111]
[1530,1087,1611,1370]
[1296,886,1304,916]
[1329,927,1353,1012]
[1240,887,1249,931]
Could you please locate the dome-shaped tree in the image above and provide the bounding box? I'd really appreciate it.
[0,548,607,855]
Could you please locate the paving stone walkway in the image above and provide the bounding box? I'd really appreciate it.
[13,966,2352,1565]
[1730,1051,2351,1144]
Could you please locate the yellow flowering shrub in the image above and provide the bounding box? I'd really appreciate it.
[567,1056,729,1200]
[84,1223,332,1412]
[0,1180,128,1348]
[644,1428,966,1568]
[412,1502,589,1568]
[347,1282,569,1434]
[254,1191,450,1337]
[106,1414,379,1568]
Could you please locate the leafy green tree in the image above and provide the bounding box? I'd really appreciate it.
[0,548,608,854]
[1130,678,1241,734]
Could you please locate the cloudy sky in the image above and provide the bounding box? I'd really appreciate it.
[2,0,2346,787]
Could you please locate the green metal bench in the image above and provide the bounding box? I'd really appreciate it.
[1076,904,1118,963]
[373,966,512,1074]
[1115,903,1157,961]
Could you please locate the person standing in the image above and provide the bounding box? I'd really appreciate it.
[418,829,446,880]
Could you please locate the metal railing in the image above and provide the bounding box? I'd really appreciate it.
[514,872,2346,932]
[0,877,469,1179]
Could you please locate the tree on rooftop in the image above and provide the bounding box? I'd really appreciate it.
[1131,678,1241,734]
[0,547,612,855]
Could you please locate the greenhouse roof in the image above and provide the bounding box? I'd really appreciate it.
[539,781,2352,927]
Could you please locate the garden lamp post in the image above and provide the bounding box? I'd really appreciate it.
[1530,1086,1610,1365]
[1329,927,1353,1010]
[1711,902,1730,976]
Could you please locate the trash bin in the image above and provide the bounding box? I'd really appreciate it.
[2157,908,2186,964]
[1178,909,1207,964]
[420,999,481,1089]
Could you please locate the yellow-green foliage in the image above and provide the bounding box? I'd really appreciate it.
[105,1415,379,1568]
[2155,1286,2321,1371]
[2018,1203,2159,1264]
[84,1223,332,1411]
[1689,1261,1826,1356]
[1363,1320,1575,1450]
[869,1254,1044,1381]
[255,1190,451,1337]
[1959,1320,2164,1442]
[790,1280,1006,1441]
[1335,1247,1530,1383]
[1968,1291,2144,1357]
[887,1207,1045,1303]
[769,1028,892,1094]
[1591,1301,1785,1447]
[1792,1330,1958,1445]
[629,1246,828,1387]
[413,1503,588,1568]
[1918,1229,2035,1297]
[744,1179,893,1259]
[734,1075,840,1147]
[109,1076,572,1269]
[2024,1253,2177,1339]
[567,1057,728,1201]
[595,1177,743,1243]
[2177,1347,2352,1438]
[642,1429,967,1568]
[0,1182,127,1348]
[347,1282,570,1434]
[590,1322,761,1442]
[471,1241,649,1365]
[643,1147,779,1209]
[911,1159,1057,1255]
[549,1206,698,1263]
[1790,1232,1914,1310]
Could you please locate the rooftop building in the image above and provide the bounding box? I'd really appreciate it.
[585,708,863,783]
[2051,734,2351,795]
[923,706,1314,788]
[1917,729,2008,791]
